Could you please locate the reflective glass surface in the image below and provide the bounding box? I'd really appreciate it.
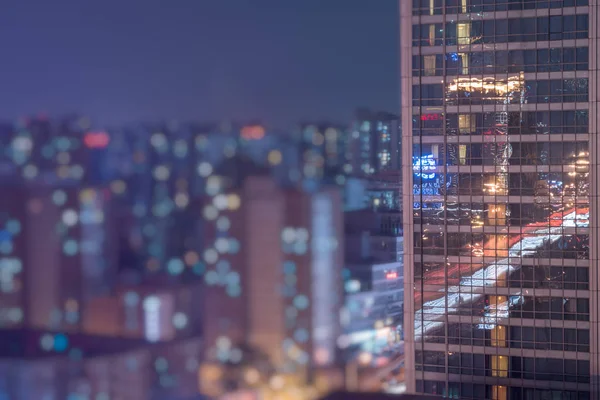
[409,1,590,398]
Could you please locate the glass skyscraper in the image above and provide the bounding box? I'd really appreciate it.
[401,1,595,398]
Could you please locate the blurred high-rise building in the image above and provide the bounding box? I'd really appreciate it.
[403,1,592,398]
[346,110,400,176]
[366,171,403,262]
[343,207,404,356]
[0,185,118,332]
[198,165,345,398]
[342,111,404,356]
[341,171,404,389]
[293,123,349,193]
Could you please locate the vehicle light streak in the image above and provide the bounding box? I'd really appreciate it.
[415,210,589,340]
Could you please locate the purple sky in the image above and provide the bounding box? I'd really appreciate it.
[0,0,398,128]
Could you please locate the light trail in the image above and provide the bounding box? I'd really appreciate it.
[415,207,589,298]
[414,209,589,339]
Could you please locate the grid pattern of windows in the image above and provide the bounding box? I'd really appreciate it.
[416,352,590,383]
[414,142,590,166]
[424,323,591,351]
[415,78,589,106]
[413,0,589,16]
[416,262,589,290]
[415,110,589,136]
[414,48,590,76]
[406,1,591,398]
[414,232,589,258]
[416,380,591,400]
[413,15,588,46]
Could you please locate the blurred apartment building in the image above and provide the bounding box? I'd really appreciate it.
[197,163,345,399]
[346,109,401,177]
[342,198,404,361]
[341,112,404,383]
[0,185,118,331]
[0,117,209,399]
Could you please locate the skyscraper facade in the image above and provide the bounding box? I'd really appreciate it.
[402,1,594,398]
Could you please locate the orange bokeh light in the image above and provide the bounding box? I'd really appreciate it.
[241,125,265,140]
[84,132,110,148]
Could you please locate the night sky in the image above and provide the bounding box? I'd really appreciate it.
[0,0,398,129]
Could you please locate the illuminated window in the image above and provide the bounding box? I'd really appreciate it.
[491,355,508,377]
[457,23,471,45]
[487,203,507,226]
[461,0,468,13]
[431,144,439,163]
[487,296,508,323]
[458,114,475,134]
[380,150,391,166]
[423,55,436,76]
[484,175,508,196]
[492,386,507,400]
[488,295,507,307]
[491,325,507,347]
[428,24,436,46]
[429,0,435,16]
[459,145,467,165]
[143,296,161,342]
[459,52,469,75]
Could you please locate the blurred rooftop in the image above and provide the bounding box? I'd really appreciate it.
[0,329,197,359]
[321,392,443,400]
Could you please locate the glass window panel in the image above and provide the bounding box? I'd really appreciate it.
[537,49,550,72]
[423,55,437,76]
[576,47,589,71]
[549,15,563,41]
[537,17,549,41]
[549,48,561,72]
[563,47,576,71]
[576,15,588,39]
[491,356,508,378]
[457,22,472,45]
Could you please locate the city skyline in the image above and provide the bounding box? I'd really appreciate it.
[18,0,600,398]
[0,111,405,398]
[1,1,405,399]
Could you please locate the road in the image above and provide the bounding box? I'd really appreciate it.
[414,207,589,339]
[416,206,588,306]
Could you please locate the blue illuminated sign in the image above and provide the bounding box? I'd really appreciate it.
[413,153,448,210]
[413,154,437,180]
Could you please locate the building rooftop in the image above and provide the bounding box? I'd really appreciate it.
[214,154,273,188]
